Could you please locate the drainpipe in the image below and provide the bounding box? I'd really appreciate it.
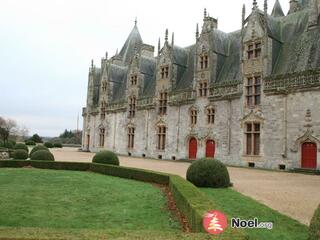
[283,94,288,158]
[228,100,232,155]
[113,113,117,150]
[176,105,181,153]
[145,110,149,151]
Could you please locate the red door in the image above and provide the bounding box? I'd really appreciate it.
[189,138,197,159]
[301,142,317,169]
[206,140,215,158]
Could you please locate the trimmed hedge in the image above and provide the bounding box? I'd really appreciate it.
[309,204,320,240]
[186,158,230,188]
[90,163,169,185]
[92,151,119,165]
[14,143,29,153]
[0,160,246,238]
[30,150,55,161]
[30,145,49,156]
[13,149,28,160]
[53,143,63,148]
[44,142,54,148]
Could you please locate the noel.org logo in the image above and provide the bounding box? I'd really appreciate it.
[202,210,228,235]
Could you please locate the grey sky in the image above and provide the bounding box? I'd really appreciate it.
[0,0,289,137]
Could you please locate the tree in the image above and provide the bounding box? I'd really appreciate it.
[0,117,17,143]
[29,134,43,143]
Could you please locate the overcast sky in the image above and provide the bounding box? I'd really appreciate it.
[0,0,289,137]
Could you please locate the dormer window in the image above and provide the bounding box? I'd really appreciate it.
[247,42,261,60]
[246,76,261,107]
[198,81,208,97]
[100,101,107,120]
[206,107,215,125]
[200,54,209,69]
[160,66,169,79]
[102,81,107,92]
[159,92,168,115]
[130,75,138,86]
[128,96,136,118]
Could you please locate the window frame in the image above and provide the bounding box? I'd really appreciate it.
[206,107,215,125]
[245,122,261,156]
[99,128,105,147]
[158,91,168,115]
[246,76,261,107]
[247,41,262,60]
[128,96,136,118]
[198,81,208,97]
[127,127,135,149]
[157,125,166,151]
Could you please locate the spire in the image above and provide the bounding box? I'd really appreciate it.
[264,0,268,14]
[196,23,199,39]
[171,32,174,47]
[105,51,108,60]
[204,8,207,18]
[242,4,246,26]
[134,17,137,26]
[252,0,258,10]
[116,48,118,55]
[158,38,161,54]
[91,59,94,69]
[165,29,168,42]
[271,0,285,17]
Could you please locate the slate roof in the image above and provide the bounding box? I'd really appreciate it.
[96,1,319,103]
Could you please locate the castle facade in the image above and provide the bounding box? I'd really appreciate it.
[82,0,320,170]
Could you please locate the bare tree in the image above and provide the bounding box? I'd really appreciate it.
[0,117,17,143]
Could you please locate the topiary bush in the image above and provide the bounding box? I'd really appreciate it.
[309,204,320,240]
[186,158,230,188]
[92,151,119,166]
[44,142,54,148]
[29,145,49,157]
[53,142,63,148]
[30,150,55,161]
[13,149,28,160]
[14,143,29,153]
[25,140,36,146]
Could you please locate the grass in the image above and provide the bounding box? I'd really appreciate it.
[0,168,180,231]
[202,188,309,240]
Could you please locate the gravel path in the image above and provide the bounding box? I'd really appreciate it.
[52,147,320,225]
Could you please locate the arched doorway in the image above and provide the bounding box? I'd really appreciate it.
[189,138,197,160]
[301,142,317,169]
[206,140,215,158]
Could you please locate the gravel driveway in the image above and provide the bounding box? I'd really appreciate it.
[51,147,320,225]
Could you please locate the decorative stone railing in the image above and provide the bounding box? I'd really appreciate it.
[169,89,196,106]
[209,81,242,101]
[0,149,10,160]
[264,69,320,94]
[106,101,127,113]
[137,97,155,110]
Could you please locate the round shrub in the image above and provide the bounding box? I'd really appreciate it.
[30,150,55,161]
[14,143,29,153]
[92,151,119,166]
[2,141,14,149]
[30,145,49,156]
[186,158,230,188]
[44,142,54,148]
[25,140,36,146]
[8,140,16,146]
[309,204,320,240]
[13,149,28,160]
[53,142,63,148]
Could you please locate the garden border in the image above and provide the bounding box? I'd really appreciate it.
[0,160,246,238]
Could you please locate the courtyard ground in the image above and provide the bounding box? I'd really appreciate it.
[51,147,320,226]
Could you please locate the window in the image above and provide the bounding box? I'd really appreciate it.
[128,127,135,149]
[100,101,106,120]
[200,54,209,69]
[190,109,197,125]
[245,123,260,155]
[247,42,261,60]
[159,92,168,115]
[102,81,107,92]
[198,81,208,97]
[128,96,136,118]
[207,107,215,124]
[246,76,261,107]
[160,66,169,79]
[99,128,105,147]
[157,126,166,150]
[130,75,138,85]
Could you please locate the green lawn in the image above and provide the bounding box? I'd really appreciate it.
[0,168,180,231]
[202,188,308,240]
